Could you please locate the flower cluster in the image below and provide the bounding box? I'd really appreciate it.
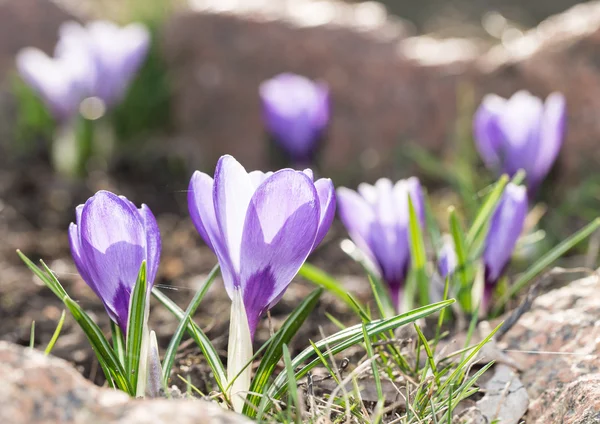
[17,20,150,122]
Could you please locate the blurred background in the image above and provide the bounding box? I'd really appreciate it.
[0,0,599,373]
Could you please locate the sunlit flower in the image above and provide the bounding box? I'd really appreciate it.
[259,73,330,164]
[482,183,528,311]
[474,90,566,194]
[337,177,424,310]
[16,20,150,121]
[188,155,335,338]
[188,155,335,410]
[68,190,161,332]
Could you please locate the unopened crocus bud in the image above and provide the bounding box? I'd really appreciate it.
[438,238,457,279]
[68,190,161,332]
[474,91,566,194]
[482,183,528,311]
[337,178,425,311]
[188,155,335,411]
[259,73,330,164]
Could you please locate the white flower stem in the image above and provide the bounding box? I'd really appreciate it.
[227,289,253,412]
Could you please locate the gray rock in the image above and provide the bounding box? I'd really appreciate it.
[0,341,249,424]
[501,275,600,423]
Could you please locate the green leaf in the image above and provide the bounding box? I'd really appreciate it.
[465,175,509,249]
[408,195,429,306]
[17,251,68,299]
[125,261,148,392]
[63,296,132,394]
[449,208,471,312]
[29,321,35,349]
[282,344,301,423]
[45,310,66,356]
[162,264,220,386]
[111,321,126,367]
[361,323,383,401]
[494,217,600,312]
[151,288,228,395]
[262,299,454,411]
[244,288,322,417]
[298,263,366,316]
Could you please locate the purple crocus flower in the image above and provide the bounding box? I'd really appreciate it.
[68,190,161,332]
[474,90,566,194]
[438,238,457,279]
[259,73,330,164]
[16,20,150,121]
[187,155,335,338]
[16,38,96,122]
[482,183,528,311]
[58,21,150,107]
[337,177,425,310]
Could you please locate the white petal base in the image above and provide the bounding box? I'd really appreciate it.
[227,289,253,412]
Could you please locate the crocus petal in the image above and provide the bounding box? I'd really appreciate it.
[139,204,161,288]
[239,170,319,336]
[87,21,150,106]
[214,155,257,278]
[473,94,506,170]
[259,73,329,161]
[483,183,528,284]
[313,178,336,248]
[336,187,377,261]
[188,170,236,298]
[78,191,148,330]
[16,48,83,121]
[531,92,566,190]
[438,238,457,278]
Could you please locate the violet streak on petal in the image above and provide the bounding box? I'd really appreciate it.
[68,190,161,332]
[259,73,330,162]
[337,177,425,310]
[187,155,332,339]
[473,90,566,194]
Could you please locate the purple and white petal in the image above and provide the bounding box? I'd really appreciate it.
[239,170,320,336]
[312,178,336,248]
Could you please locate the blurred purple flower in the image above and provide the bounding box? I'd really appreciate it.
[474,90,566,193]
[482,183,528,311]
[337,178,424,310]
[187,155,335,338]
[438,238,457,279]
[16,20,150,121]
[68,190,161,332]
[259,73,330,163]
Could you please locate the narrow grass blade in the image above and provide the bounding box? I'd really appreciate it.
[17,250,68,299]
[264,300,454,409]
[151,287,228,395]
[125,261,148,392]
[408,196,429,305]
[449,208,471,312]
[111,321,126,367]
[29,321,35,349]
[465,175,509,248]
[162,264,220,385]
[45,310,66,355]
[283,344,301,423]
[63,296,132,394]
[298,263,366,316]
[244,288,322,417]
[361,323,383,401]
[494,217,600,312]
[414,324,437,382]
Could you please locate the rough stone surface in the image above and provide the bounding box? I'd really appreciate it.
[502,275,600,423]
[0,341,249,424]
